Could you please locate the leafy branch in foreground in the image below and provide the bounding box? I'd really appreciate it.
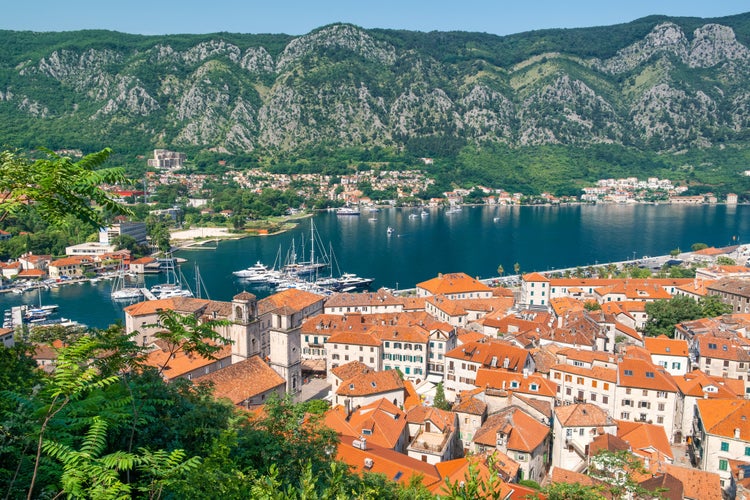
[0,147,132,228]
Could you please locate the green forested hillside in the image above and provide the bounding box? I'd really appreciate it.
[2,13,750,194]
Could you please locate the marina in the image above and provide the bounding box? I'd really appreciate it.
[0,204,747,330]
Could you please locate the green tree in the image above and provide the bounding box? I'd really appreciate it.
[496,264,504,276]
[433,382,451,411]
[144,310,232,377]
[700,295,733,318]
[717,256,736,265]
[670,248,681,257]
[643,296,704,337]
[691,242,708,252]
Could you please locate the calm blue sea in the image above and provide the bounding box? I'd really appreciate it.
[2,204,747,329]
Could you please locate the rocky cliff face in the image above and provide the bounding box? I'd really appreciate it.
[2,16,750,154]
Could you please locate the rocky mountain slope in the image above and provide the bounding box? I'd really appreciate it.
[2,14,750,157]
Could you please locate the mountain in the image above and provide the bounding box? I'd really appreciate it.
[2,14,750,169]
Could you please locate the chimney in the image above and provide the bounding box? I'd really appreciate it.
[736,428,741,439]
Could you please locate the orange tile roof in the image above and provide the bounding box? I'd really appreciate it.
[445,340,529,371]
[693,246,724,256]
[325,399,407,450]
[327,331,382,347]
[123,297,211,317]
[195,356,285,405]
[143,340,232,380]
[473,406,549,452]
[336,369,405,397]
[330,360,372,381]
[406,405,456,433]
[456,330,487,345]
[453,395,487,416]
[336,435,440,486]
[653,463,722,500]
[644,335,689,357]
[522,272,549,282]
[475,368,557,398]
[417,272,491,296]
[696,399,750,440]
[372,324,429,343]
[550,363,618,383]
[324,289,404,308]
[615,420,674,461]
[555,403,612,427]
[697,335,750,362]
[432,455,515,497]
[617,358,678,392]
[550,296,586,316]
[257,288,324,315]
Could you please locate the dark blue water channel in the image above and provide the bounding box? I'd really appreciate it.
[2,204,747,329]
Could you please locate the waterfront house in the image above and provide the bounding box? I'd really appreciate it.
[324,289,405,315]
[519,273,550,308]
[48,256,93,278]
[416,272,492,300]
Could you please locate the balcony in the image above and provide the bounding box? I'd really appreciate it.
[408,431,450,454]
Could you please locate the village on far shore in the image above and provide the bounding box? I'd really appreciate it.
[5,240,750,499]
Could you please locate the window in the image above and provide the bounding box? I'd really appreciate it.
[658,403,665,412]
[510,381,519,389]
[719,459,728,471]
[657,391,667,398]
[624,369,633,376]
[602,396,609,404]
[708,343,717,350]
[576,377,584,385]
[626,388,632,395]
[554,372,561,380]
[645,371,654,378]
[591,394,597,402]
[672,362,681,370]
[530,383,538,391]
[621,412,629,419]
[745,447,750,456]
[565,374,572,382]
[657,416,664,424]
[591,380,598,388]
[603,383,609,390]
[721,442,729,452]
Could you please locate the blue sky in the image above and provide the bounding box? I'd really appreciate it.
[3,1,749,36]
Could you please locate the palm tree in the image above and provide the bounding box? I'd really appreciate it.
[497,264,504,277]
[513,262,520,275]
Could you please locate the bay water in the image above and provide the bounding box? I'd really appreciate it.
[2,204,746,329]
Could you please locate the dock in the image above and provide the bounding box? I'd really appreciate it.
[139,288,158,301]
